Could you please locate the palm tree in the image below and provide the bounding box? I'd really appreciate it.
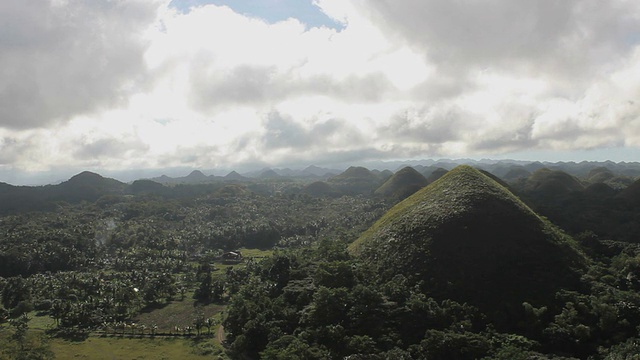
[205,317,216,335]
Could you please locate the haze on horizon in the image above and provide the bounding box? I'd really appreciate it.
[1,0,640,185]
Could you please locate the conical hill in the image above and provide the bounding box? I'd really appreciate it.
[617,178,640,204]
[328,166,382,195]
[375,166,428,200]
[350,165,587,318]
[521,168,585,196]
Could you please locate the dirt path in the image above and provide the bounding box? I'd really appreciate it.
[216,325,226,345]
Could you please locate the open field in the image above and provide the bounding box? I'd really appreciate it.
[134,298,225,334]
[50,336,228,359]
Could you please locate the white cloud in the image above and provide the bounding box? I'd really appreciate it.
[0,0,163,130]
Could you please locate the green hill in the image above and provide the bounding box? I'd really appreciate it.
[350,165,587,322]
[617,177,640,204]
[587,167,614,183]
[502,166,531,182]
[327,166,382,195]
[519,168,585,197]
[53,171,126,203]
[128,179,166,195]
[302,181,336,197]
[374,166,428,200]
[425,167,448,183]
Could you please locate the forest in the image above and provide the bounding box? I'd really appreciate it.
[1,160,640,359]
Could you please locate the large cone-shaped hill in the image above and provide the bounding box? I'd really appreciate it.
[375,166,428,200]
[350,165,587,318]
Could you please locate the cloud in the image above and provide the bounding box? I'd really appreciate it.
[188,64,395,111]
[72,136,150,161]
[2,0,640,181]
[361,0,640,78]
[0,0,161,130]
[262,111,358,151]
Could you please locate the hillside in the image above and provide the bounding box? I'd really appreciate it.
[587,167,614,183]
[501,166,531,182]
[46,171,126,204]
[374,166,428,200]
[350,165,587,323]
[327,166,383,195]
[0,171,127,214]
[518,168,585,197]
[617,177,640,204]
[302,181,336,197]
[425,167,448,183]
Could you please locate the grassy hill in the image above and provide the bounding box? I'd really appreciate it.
[302,181,336,197]
[327,166,383,195]
[374,166,428,200]
[0,171,127,214]
[424,167,448,183]
[518,168,585,197]
[350,165,587,324]
[617,177,640,204]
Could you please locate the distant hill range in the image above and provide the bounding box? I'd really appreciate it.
[150,165,340,184]
[0,160,639,215]
[350,165,587,327]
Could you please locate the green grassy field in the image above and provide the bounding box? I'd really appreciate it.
[134,298,225,334]
[50,336,228,359]
[236,247,273,258]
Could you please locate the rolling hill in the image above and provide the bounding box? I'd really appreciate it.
[327,166,384,195]
[517,168,585,197]
[374,166,428,200]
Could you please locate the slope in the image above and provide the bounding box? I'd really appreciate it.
[350,165,587,320]
[374,166,428,200]
[520,168,585,197]
[327,166,382,195]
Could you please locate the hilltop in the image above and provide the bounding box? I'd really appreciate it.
[350,165,587,322]
[327,166,385,195]
[515,168,585,197]
[374,166,428,200]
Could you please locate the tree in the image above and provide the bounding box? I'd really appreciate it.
[49,299,68,327]
[9,313,30,350]
[205,317,216,335]
[1,276,31,311]
[194,270,212,303]
[193,307,205,336]
[3,312,53,360]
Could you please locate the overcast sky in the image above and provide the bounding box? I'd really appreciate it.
[1,0,640,184]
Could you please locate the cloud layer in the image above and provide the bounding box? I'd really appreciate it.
[1,0,639,180]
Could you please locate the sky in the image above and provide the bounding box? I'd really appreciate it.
[1,0,640,184]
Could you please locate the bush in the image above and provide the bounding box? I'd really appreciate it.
[10,300,33,318]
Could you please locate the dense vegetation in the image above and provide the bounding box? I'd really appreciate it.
[1,161,640,359]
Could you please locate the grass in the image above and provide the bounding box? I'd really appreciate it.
[28,311,56,331]
[50,336,228,359]
[134,298,225,334]
[349,165,574,254]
